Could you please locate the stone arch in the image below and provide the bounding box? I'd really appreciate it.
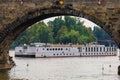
[1,7,118,52]
[0,1,120,69]
[0,7,110,51]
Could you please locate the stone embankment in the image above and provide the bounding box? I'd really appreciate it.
[0,55,15,70]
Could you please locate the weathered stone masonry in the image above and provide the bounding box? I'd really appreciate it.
[0,0,120,69]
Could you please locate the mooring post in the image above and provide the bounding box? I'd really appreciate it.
[118,65,120,75]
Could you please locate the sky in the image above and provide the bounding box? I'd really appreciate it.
[43,16,99,30]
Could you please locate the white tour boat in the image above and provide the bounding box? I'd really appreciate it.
[15,43,117,58]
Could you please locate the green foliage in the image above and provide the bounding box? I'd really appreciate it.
[64,16,76,30]
[52,17,65,37]
[11,16,97,49]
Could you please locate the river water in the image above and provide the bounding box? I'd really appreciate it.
[0,50,120,80]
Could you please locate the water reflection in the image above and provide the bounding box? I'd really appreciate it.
[0,70,10,80]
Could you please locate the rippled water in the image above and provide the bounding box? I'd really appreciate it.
[0,51,120,80]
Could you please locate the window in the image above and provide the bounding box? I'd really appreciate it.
[109,47,111,51]
[100,47,102,52]
[107,47,109,51]
[104,47,105,51]
[94,47,95,52]
[114,47,117,51]
[88,47,90,52]
[55,48,57,50]
[97,47,98,52]
[91,47,93,52]
[86,47,87,52]
[19,50,22,52]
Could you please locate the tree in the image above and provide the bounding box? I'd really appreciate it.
[51,17,65,37]
[64,16,76,30]
[56,26,68,43]
[11,16,98,49]
[36,22,54,43]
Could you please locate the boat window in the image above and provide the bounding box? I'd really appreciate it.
[109,47,111,51]
[23,46,27,49]
[88,47,90,52]
[107,47,109,51]
[86,47,87,52]
[97,47,98,52]
[66,48,68,50]
[94,47,95,52]
[91,47,93,52]
[104,47,105,51]
[50,48,52,50]
[80,47,82,52]
[55,48,57,50]
[61,48,63,50]
[43,48,44,50]
[100,47,102,52]
[53,48,54,50]
[19,50,22,52]
[47,48,49,51]
[53,54,55,55]
[58,48,60,50]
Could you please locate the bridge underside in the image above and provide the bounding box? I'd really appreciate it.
[0,0,120,69]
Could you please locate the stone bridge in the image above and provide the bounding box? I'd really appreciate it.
[0,0,120,69]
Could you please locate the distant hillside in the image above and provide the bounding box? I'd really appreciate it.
[93,26,116,46]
